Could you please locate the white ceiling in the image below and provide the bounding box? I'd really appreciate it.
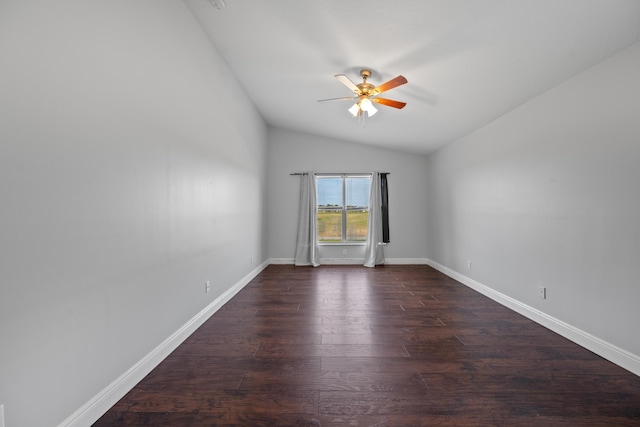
[184,0,640,155]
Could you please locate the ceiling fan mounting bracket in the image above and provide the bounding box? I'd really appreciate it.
[357,70,375,95]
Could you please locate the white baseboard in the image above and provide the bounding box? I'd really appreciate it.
[59,261,269,427]
[269,258,294,264]
[267,258,429,265]
[269,258,364,265]
[321,257,362,264]
[425,258,640,377]
[385,258,429,264]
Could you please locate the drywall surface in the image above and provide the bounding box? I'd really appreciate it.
[267,127,428,263]
[0,1,266,425]
[426,42,640,359]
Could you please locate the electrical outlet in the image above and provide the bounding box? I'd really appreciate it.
[250,256,254,265]
[467,260,472,270]
[205,281,210,293]
[538,286,546,299]
[342,249,347,255]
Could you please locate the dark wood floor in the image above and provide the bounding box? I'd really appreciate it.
[94,265,640,426]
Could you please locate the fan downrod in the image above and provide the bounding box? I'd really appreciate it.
[358,70,375,94]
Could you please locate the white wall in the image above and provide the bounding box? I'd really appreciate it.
[0,1,267,425]
[267,127,428,263]
[426,42,640,371]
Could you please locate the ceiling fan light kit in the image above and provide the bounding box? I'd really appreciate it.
[319,69,407,121]
[352,97,377,117]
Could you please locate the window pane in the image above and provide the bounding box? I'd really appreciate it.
[316,175,371,244]
[345,177,370,208]
[317,209,343,243]
[317,177,342,208]
[346,209,369,242]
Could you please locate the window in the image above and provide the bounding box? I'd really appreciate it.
[316,174,370,243]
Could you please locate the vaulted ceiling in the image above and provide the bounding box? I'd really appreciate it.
[184,0,640,155]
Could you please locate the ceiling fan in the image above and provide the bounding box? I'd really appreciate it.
[318,69,407,118]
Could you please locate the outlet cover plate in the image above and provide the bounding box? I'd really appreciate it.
[538,286,546,299]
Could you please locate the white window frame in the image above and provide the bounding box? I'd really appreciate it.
[316,173,371,245]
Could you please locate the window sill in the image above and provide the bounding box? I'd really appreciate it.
[318,242,366,246]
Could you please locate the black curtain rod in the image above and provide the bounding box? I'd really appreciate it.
[289,172,390,175]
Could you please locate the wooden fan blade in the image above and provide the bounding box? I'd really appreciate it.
[372,98,406,109]
[335,74,360,93]
[317,96,356,102]
[373,75,408,94]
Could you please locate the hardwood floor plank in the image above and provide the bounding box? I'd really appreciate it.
[318,391,494,416]
[238,370,428,393]
[108,389,319,414]
[255,343,410,358]
[320,356,483,375]
[422,371,640,395]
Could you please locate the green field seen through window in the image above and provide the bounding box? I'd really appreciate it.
[318,210,368,243]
